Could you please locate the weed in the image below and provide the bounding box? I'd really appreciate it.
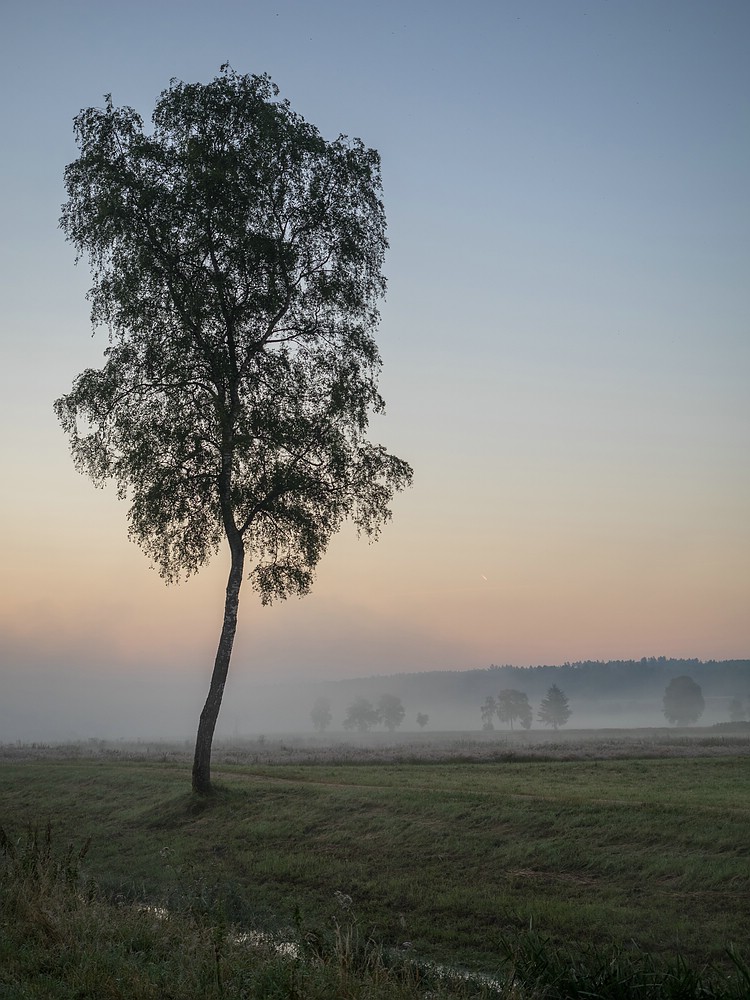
[498,931,750,999]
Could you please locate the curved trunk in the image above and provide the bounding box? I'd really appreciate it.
[192,535,245,795]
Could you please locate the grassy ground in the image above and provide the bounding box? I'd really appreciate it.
[2,822,494,1000]
[1,746,748,981]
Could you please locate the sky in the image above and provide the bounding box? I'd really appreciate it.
[1,1,748,739]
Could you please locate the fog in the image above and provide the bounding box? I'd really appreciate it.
[1,646,746,744]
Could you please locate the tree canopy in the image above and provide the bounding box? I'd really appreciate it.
[537,684,571,730]
[662,676,704,726]
[480,695,497,731]
[343,697,380,732]
[56,68,411,792]
[377,693,405,732]
[496,689,532,730]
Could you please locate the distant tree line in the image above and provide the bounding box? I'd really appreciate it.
[481,686,571,731]
[311,694,419,733]
[478,676,725,730]
[307,661,748,734]
[479,659,748,704]
[381,658,750,709]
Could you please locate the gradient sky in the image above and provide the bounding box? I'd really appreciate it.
[1,1,748,738]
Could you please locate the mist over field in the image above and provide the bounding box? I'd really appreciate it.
[2,653,747,743]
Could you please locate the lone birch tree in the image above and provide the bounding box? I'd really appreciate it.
[55,68,412,794]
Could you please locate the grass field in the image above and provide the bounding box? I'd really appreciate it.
[2,734,749,985]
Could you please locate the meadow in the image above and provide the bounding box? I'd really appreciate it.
[2,731,749,998]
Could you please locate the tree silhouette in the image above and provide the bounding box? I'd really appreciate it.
[537,684,571,730]
[480,695,497,731]
[496,690,532,730]
[662,676,705,725]
[377,693,405,732]
[416,712,429,729]
[55,68,412,794]
[343,697,380,732]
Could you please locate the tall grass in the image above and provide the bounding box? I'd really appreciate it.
[0,823,499,999]
[499,932,750,1000]
[3,823,750,998]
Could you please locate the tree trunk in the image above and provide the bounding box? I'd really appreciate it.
[192,536,245,795]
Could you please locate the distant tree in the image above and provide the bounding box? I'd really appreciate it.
[416,712,429,729]
[377,693,405,732]
[495,688,532,729]
[310,697,333,732]
[480,696,497,731]
[55,68,412,795]
[537,684,572,730]
[662,676,705,725]
[496,690,532,730]
[343,697,380,732]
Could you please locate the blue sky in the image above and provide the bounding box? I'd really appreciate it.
[1,1,748,738]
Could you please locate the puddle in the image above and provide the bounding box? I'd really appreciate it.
[137,903,504,992]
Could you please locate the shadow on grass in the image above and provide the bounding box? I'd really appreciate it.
[139,782,242,829]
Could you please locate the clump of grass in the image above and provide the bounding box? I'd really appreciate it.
[0,819,90,890]
[498,930,750,999]
[0,822,224,998]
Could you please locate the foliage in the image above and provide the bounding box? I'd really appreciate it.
[496,689,533,730]
[480,695,497,731]
[416,712,429,729]
[377,694,405,732]
[537,684,572,730]
[55,66,412,793]
[310,697,333,733]
[341,694,405,732]
[663,676,705,725]
[342,697,381,732]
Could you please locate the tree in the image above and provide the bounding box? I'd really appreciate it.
[537,684,571,730]
[662,676,705,725]
[342,697,380,732]
[480,696,497,731]
[377,693,405,732]
[55,68,412,794]
[416,712,429,729]
[310,697,332,733]
[496,690,532,730]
